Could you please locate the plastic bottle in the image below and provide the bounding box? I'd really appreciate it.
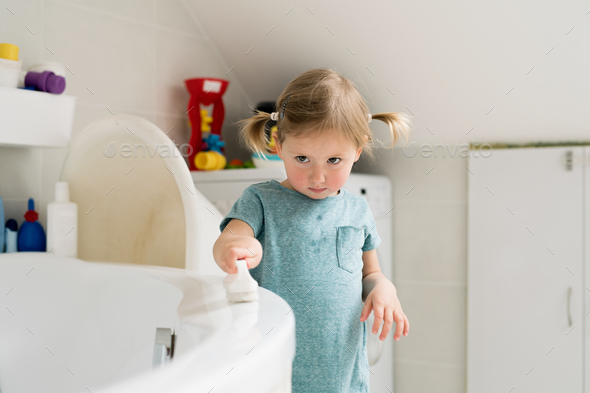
[24,70,65,94]
[17,198,46,251]
[0,195,5,252]
[47,182,78,257]
[5,219,18,253]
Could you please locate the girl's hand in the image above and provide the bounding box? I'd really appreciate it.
[360,279,409,341]
[216,236,263,274]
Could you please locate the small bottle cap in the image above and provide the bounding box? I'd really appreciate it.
[55,181,70,203]
[24,198,38,222]
[46,73,65,94]
[0,43,19,61]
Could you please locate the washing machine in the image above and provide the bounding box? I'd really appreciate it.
[192,168,395,392]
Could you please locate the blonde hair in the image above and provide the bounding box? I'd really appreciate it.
[234,68,412,164]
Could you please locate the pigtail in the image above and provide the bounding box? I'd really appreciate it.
[234,108,274,161]
[372,112,412,148]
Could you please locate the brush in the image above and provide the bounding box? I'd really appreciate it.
[223,259,259,302]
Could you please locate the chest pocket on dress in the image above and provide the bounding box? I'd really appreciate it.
[336,226,365,274]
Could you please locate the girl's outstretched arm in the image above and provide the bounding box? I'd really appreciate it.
[360,249,410,341]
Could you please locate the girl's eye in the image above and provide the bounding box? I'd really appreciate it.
[295,156,341,164]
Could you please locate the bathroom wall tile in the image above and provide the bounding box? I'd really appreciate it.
[393,200,466,233]
[34,197,51,231]
[69,103,113,142]
[43,1,155,112]
[153,114,191,167]
[155,0,202,37]
[50,0,154,25]
[40,147,69,200]
[2,198,29,228]
[392,282,466,366]
[0,0,43,69]
[155,29,222,115]
[394,360,465,393]
[0,147,42,199]
[70,103,155,144]
[391,153,467,203]
[154,28,248,119]
[358,150,467,203]
[153,115,190,147]
[392,201,466,283]
[222,98,259,163]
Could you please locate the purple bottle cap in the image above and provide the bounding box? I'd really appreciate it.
[24,70,46,89]
[46,73,65,94]
[23,70,66,94]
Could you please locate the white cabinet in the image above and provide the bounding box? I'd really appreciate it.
[467,146,587,392]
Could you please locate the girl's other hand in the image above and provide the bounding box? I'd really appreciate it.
[360,279,409,341]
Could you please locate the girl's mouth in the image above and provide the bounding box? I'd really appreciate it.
[309,188,326,193]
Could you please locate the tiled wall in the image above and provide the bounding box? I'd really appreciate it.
[0,0,253,230]
[356,150,468,392]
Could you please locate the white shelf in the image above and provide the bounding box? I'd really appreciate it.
[191,167,286,183]
[0,86,77,148]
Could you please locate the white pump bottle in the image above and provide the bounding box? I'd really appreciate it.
[47,181,78,257]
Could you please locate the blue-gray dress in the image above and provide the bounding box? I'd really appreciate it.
[219,179,382,392]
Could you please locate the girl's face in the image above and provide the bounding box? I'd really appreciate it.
[272,129,363,200]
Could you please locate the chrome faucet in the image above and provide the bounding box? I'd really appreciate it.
[153,328,176,367]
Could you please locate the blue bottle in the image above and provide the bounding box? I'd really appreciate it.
[18,198,46,252]
[0,196,4,252]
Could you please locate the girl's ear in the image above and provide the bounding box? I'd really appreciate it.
[354,147,363,162]
[354,135,368,161]
[272,131,282,156]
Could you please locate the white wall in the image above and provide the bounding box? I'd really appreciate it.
[185,0,590,145]
[0,0,254,231]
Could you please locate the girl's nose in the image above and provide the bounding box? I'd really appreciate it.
[310,168,325,185]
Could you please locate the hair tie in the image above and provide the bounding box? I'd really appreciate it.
[367,113,372,123]
[270,112,278,121]
[280,95,291,120]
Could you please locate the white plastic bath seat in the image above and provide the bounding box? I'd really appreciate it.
[0,253,295,393]
[60,114,222,274]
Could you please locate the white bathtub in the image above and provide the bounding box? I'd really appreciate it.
[0,253,295,393]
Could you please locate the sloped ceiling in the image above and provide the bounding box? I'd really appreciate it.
[186,0,589,144]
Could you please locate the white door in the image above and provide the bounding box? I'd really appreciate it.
[467,146,583,392]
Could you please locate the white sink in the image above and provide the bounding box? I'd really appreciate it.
[0,253,295,393]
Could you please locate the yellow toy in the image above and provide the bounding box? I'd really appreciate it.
[186,109,213,132]
[188,108,226,170]
[195,150,226,170]
[200,109,213,132]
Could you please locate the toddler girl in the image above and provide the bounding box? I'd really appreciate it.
[213,68,411,392]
